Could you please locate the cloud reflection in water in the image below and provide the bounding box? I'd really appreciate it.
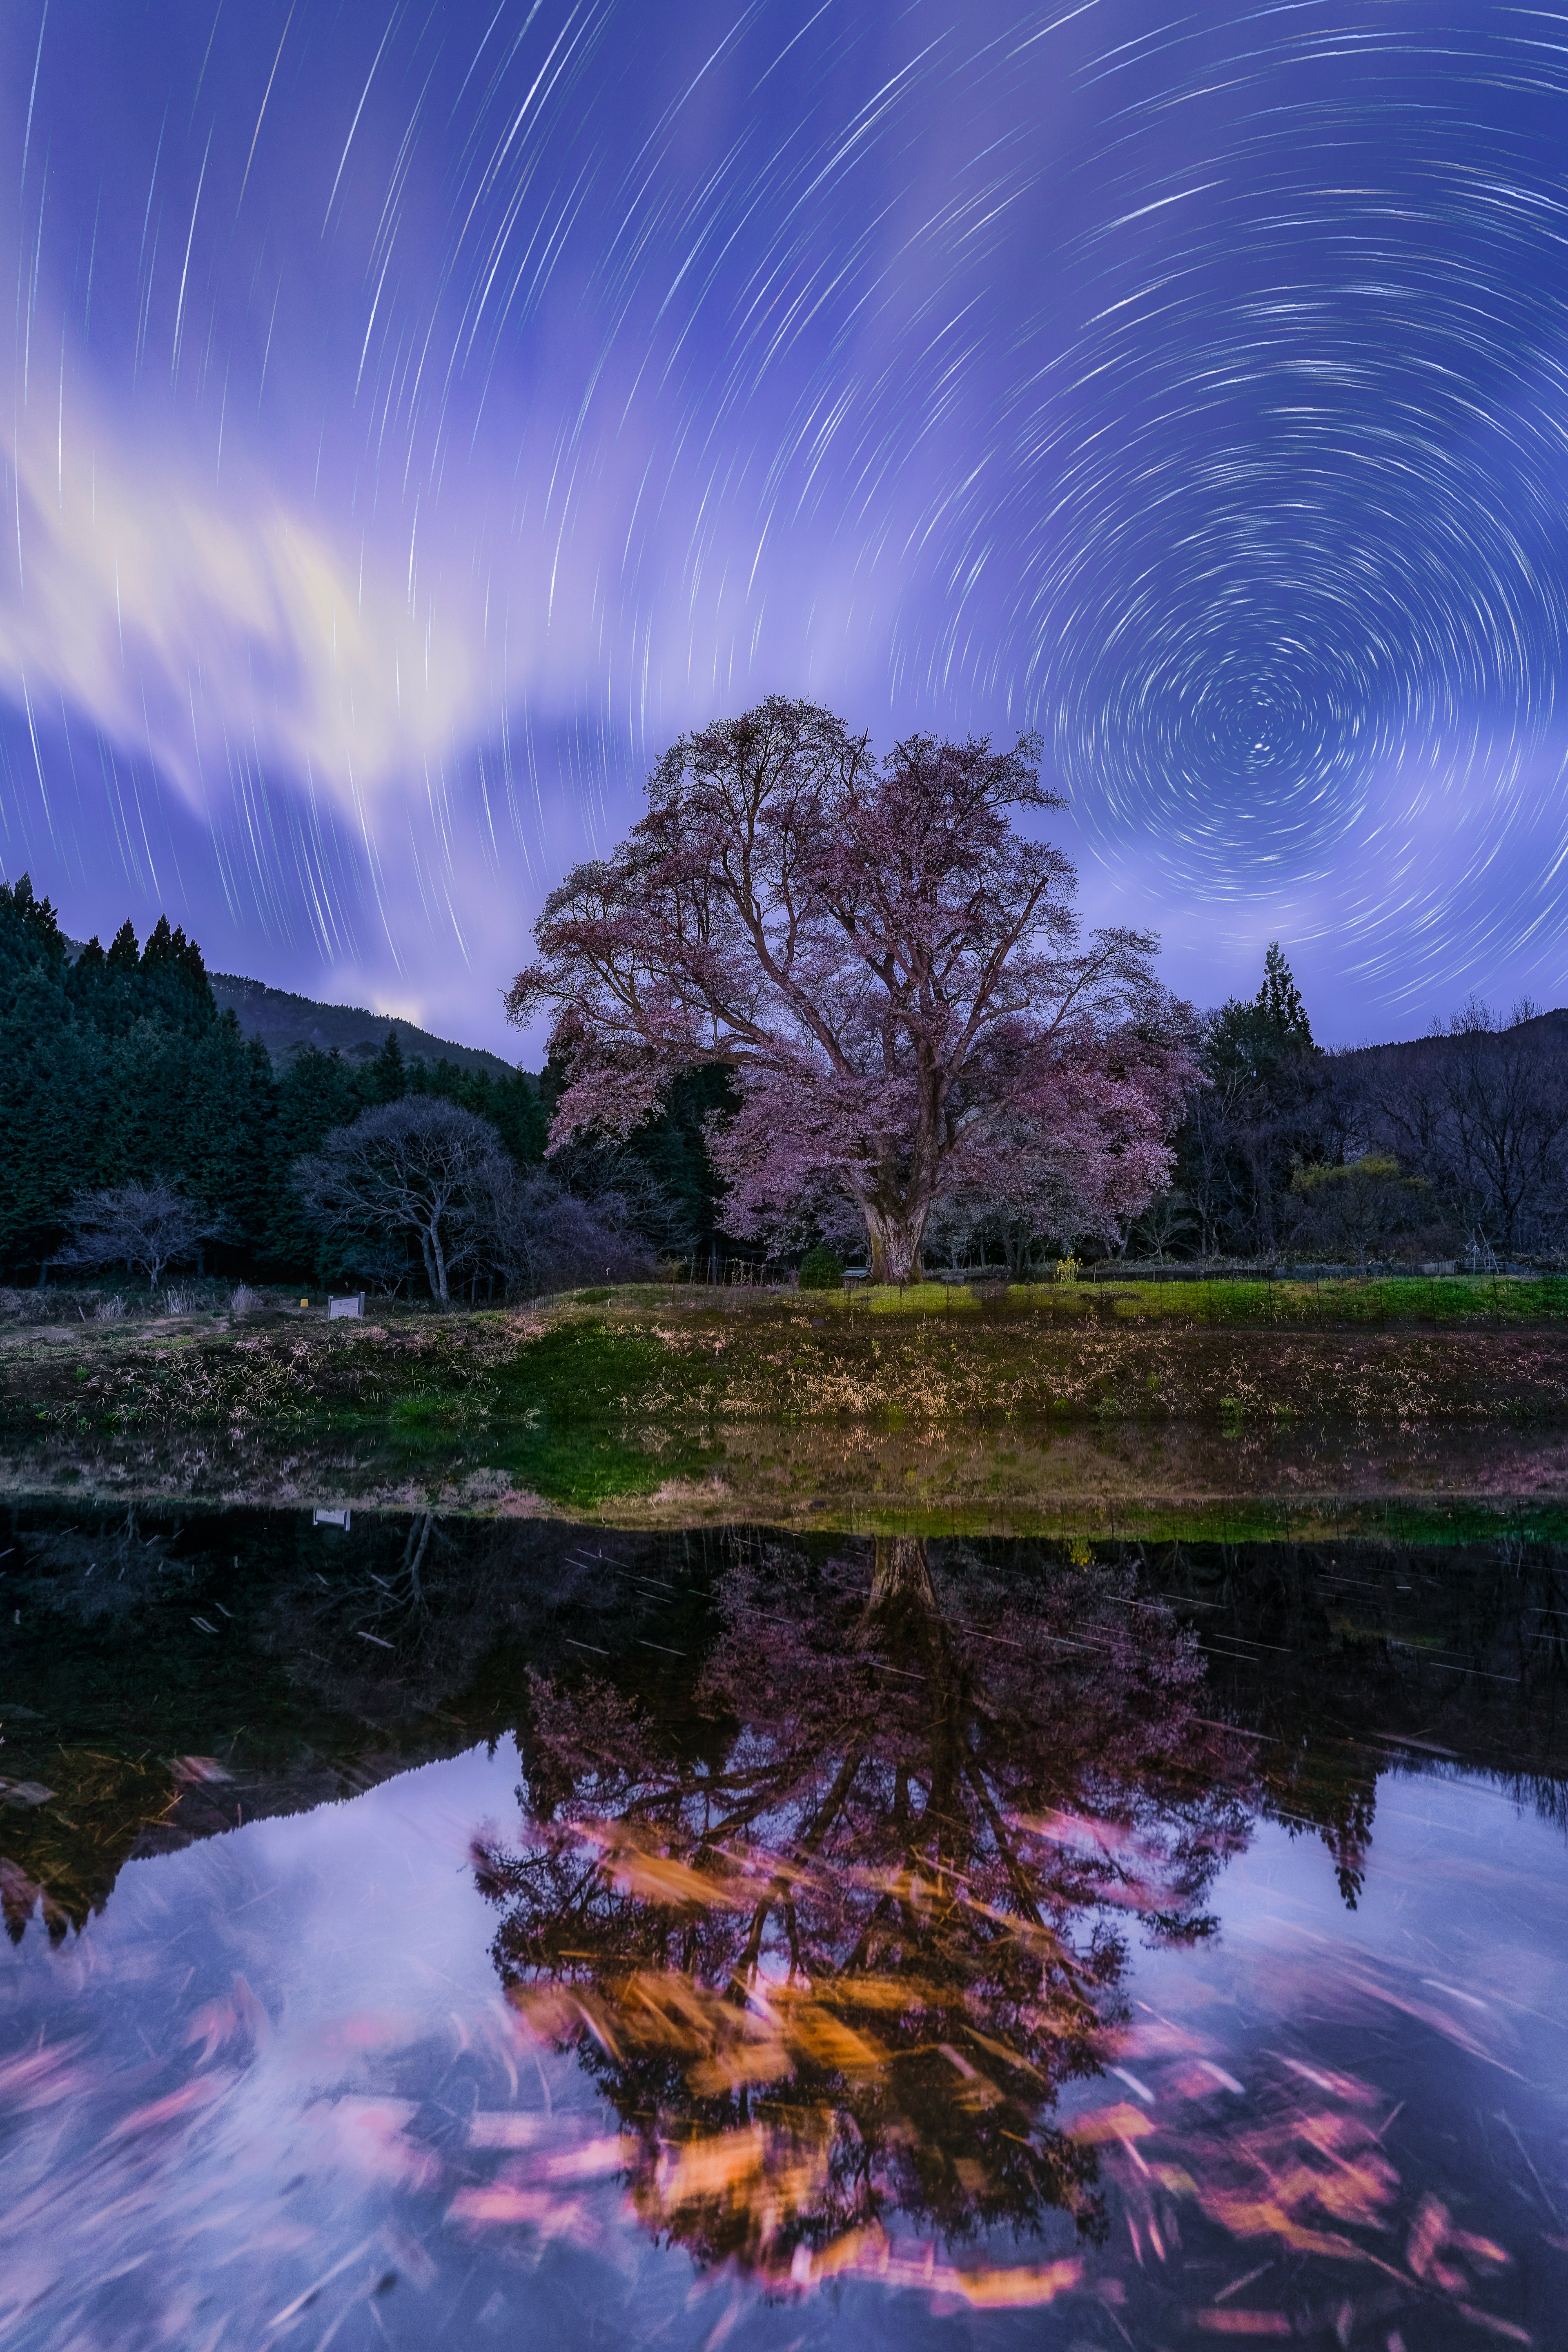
[0,1533,1564,2347]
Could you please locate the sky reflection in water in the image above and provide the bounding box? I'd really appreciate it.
[2,1521,1567,2349]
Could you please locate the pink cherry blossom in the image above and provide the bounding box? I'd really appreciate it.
[508,699,1197,1278]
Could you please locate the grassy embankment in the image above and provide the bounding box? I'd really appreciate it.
[6,1273,1568,1533]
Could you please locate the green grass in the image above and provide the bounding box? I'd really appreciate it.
[1098,1274,1568,1325]
[766,1273,1568,1325]
[285,1320,728,1509]
[479,1319,721,1507]
[490,1318,715,1416]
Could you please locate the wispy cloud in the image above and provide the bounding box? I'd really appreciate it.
[0,388,489,829]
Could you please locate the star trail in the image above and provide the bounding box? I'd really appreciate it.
[2,0,1568,1047]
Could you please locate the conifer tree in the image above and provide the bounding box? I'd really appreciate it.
[406,1055,548,1164]
[370,1028,407,1103]
[262,1046,366,1272]
[1255,942,1315,1051]
[0,878,83,1265]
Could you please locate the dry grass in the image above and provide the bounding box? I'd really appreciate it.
[8,1286,1568,1446]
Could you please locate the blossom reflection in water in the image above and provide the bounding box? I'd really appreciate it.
[468,1536,1561,2342]
[474,1535,1257,2300]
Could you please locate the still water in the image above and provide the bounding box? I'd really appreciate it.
[2,1506,1567,2348]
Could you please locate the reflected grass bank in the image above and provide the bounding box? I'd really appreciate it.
[8,1417,1568,1542]
[6,1282,1568,1529]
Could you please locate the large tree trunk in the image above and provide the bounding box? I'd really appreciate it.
[868,1534,937,1614]
[862,1201,929,1283]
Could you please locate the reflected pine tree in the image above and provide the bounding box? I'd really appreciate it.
[473,1535,1254,2284]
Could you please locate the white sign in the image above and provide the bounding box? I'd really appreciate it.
[328,1294,365,1319]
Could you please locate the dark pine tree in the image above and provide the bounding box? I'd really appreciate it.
[262,1046,367,1274]
[369,1028,407,1104]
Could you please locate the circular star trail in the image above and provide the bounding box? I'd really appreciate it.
[3,0,1568,1043]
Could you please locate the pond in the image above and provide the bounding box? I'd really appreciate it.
[2,1503,1566,2348]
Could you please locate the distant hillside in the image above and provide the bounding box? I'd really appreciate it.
[1340,1005,1568,1066]
[208,973,521,1079]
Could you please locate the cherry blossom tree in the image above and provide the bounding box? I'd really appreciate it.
[508,699,1195,1280]
[473,1534,1252,2287]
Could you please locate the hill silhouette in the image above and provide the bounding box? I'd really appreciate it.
[207,972,519,1078]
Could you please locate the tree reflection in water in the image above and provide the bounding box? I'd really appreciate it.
[473,1535,1256,2299]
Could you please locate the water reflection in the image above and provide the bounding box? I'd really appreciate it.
[475,1537,1254,2298]
[15,1412,1568,1541]
[2,1507,1568,2346]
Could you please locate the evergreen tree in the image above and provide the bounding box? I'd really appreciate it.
[136,913,216,1031]
[262,1047,366,1273]
[623,1063,736,1256]
[1178,945,1332,1257]
[67,920,146,1039]
[370,1028,407,1103]
[183,1018,278,1256]
[0,878,86,1267]
[1255,942,1315,1051]
[407,1055,547,1164]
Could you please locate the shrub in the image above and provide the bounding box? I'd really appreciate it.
[799,1245,844,1290]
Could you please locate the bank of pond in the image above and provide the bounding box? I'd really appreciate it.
[5,1276,1568,1519]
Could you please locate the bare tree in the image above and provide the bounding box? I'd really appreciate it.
[544,1127,699,1259]
[293,1099,503,1302]
[57,1183,222,1290]
[1357,1003,1568,1255]
[471,1162,656,1296]
[1127,1184,1199,1263]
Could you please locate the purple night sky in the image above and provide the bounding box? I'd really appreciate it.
[2,1,1566,1054]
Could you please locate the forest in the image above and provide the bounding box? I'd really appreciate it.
[0,875,729,1294]
[1149,946,1568,1274]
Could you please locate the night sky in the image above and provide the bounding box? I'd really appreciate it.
[3,1,1567,1052]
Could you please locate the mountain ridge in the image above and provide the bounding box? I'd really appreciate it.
[207,972,521,1078]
